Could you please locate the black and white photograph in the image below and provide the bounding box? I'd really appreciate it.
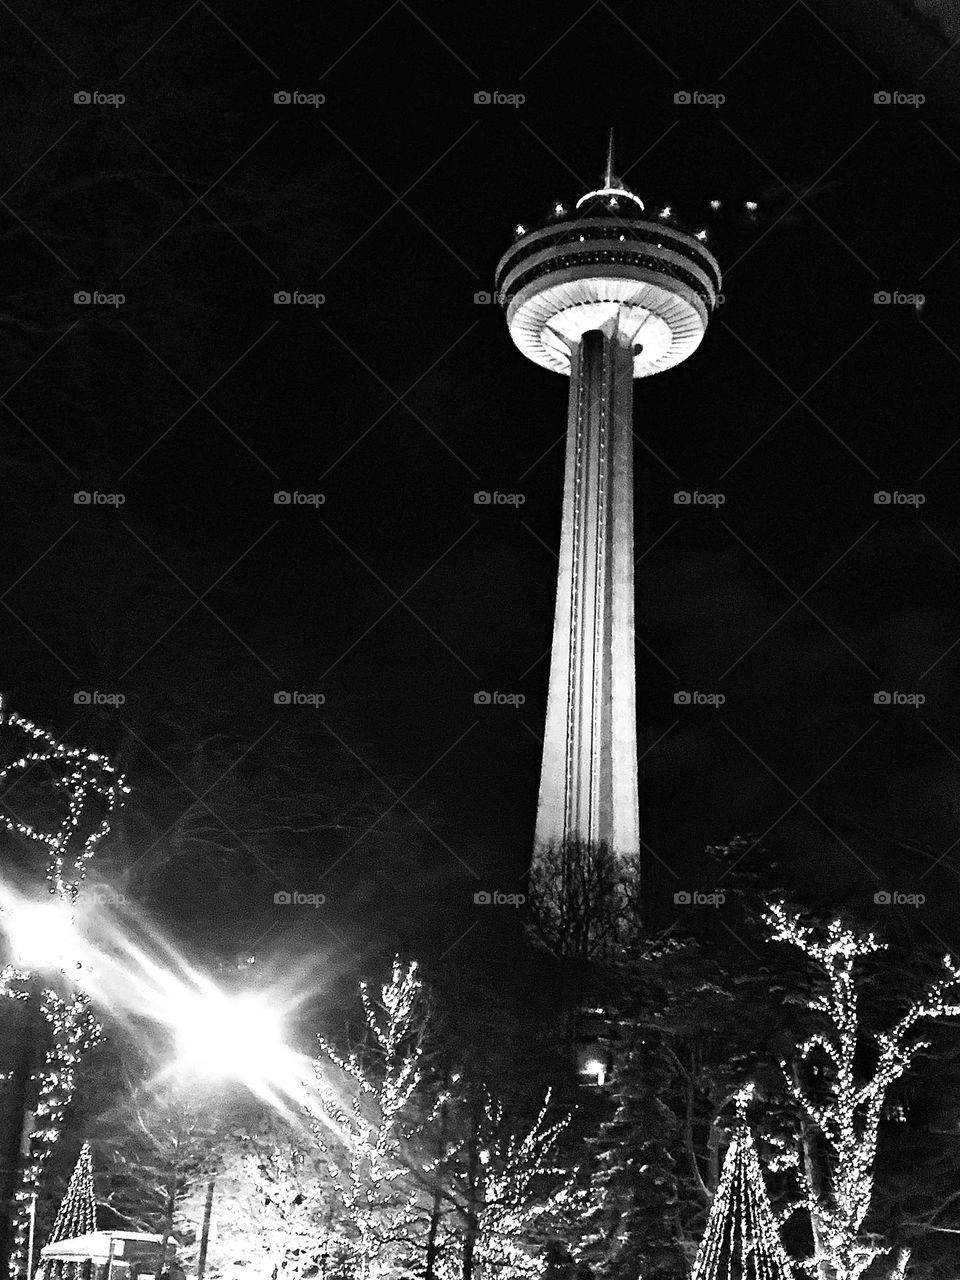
[0,3,958,1279]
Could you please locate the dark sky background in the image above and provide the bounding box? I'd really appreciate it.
[3,0,960,979]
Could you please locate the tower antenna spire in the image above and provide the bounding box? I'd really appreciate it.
[604,127,616,188]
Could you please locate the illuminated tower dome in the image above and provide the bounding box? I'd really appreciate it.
[497,136,721,866]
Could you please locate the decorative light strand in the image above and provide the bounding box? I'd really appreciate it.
[48,1140,97,1244]
[691,1090,795,1280]
[0,694,127,901]
[765,903,960,1280]
[0,697,124,1279]
[7,990,101,1274]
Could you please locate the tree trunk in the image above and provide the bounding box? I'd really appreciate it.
[152,1170,177,1280]
[424,1094,449,1280]
[196,1178,215,1280]
[792,1063,832,1280]
[461,1099,481,1280]
[0,986,41,1280]
[425,1186,443,1280]
[706,1117,721,1196]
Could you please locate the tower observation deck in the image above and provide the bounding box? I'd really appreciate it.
[497,137,721,865]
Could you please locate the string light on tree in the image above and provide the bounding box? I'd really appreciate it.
[312,959,426,1279]
[0,694,127,901]
[691,1087,795,1280]
[0,696,125,1279]
[8,992,101,1275]
[765,902,960,1280]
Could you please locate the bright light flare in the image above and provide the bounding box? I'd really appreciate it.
[172,986,287,1085]
[0,896,83,972]
[80,922,317,1115]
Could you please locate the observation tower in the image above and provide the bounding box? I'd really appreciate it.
[496,134,722,866]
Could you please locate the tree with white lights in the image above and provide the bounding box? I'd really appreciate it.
[765,902,960,1280]
[176,1119,345,1280]
[428,1085,577,1280]
[0,696,125,1278]
[48,1141,97,1244]
[312,959,581,1280]
[690,1089,794,1280]
[312,957,426,1278]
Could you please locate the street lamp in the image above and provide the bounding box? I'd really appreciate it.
[581,1057,607,1087]
[171,987,286,1086]
[1,900,82,972]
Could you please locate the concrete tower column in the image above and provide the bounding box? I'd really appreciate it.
[536,318,640,859]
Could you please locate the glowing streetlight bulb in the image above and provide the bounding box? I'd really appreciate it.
[2,901,79,972]
[173,988,286,1084]
[582,1058,606,1086]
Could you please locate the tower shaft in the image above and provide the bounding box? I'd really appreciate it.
[535,320,640,860]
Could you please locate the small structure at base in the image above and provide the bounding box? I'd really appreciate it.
[37,1232,174,1280]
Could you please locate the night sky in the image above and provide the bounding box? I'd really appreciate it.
[3,0,960,975]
